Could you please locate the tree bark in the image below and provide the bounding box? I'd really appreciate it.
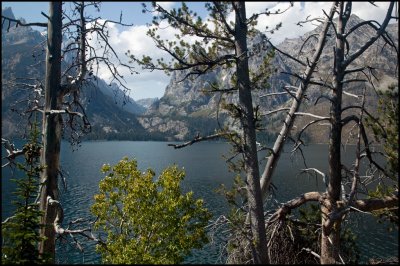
[321,2,348,264]
[233,2,269,264]
[38,2,63,262]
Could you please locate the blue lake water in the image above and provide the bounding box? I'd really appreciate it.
[2,140,398,264]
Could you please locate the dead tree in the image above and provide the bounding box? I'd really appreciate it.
[38,2,63,259]
[259,1,337,203]
[266,1,398,264]
[2,1,134,262]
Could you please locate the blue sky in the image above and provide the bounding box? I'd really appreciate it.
[1,2,209,28]
[2,2,395,100]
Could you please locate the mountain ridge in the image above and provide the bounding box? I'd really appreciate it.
[2,8,398,143]
[1,7,162,141]
[140,14,398,142]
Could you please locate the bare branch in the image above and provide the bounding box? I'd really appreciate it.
[2,15,47,31]
[1,138,26,166]
[302,248,321,259]
[341,115,391,178]
[300,168,329,187]
[314,94,334,105]
[296,118,331,145]
[261,108,290,116]
[2,215,17,224]
[281,86,299,99]
[298,33,319,57]
[260,91,291,98]
[297,15,325,27]
[294,112,330,120]
[344,66,375,75]
[346,89,366,205]
[266,40,306,67]
[47,195,106,251]
[349,194,398,213]
[45,108,84,118]
[343,91,360,98]
[167,132,235,149]
[343,2,396,68]
[267,192,323,224]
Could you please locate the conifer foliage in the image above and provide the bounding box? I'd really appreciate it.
[2,120,49,264]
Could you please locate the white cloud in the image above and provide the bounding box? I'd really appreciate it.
[156,2,176,11]
[86,2,395,100]
[247,2,394,45]
[248,2,332,44]
[352,2,393,22]
[86,19,181,100]
[85,14,213,100]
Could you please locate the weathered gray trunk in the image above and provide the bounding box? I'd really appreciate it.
[260,2,336,199]
[234,2,269,264]
[39,2,63,262]
[321,2,347,264]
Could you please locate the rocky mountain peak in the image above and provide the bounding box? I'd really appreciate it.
[2,7,34,35]
[139,13,398,142]
[2,7,15,19]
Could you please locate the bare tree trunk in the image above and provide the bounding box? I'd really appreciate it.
[38,2,63,262]
[321,2,348,264]
[259,2,336,200]
[234,2,269,263]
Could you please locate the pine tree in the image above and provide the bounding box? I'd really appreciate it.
[2,118,50,264]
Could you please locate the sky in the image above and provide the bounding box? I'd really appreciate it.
[2,2,396,101]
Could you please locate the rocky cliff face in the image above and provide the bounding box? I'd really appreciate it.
[139,32,291,141]
[136,97,159,109]
[140,14,398,142]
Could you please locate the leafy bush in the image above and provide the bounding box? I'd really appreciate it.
[91,157,212,264]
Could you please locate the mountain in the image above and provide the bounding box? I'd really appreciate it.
[139,14,398,142]
[279,14,398,142]
[2,8,397,143]
[1,7,160,141]
[2,7,47,137]
[136,97,159,109]
[92,78,145,115]
[138,32,291,141]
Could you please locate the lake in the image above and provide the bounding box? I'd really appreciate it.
[2,140,398,264]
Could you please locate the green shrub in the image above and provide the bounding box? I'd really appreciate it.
[91,157,212,264]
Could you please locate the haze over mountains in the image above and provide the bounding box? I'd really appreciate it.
[2,7,398,143]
